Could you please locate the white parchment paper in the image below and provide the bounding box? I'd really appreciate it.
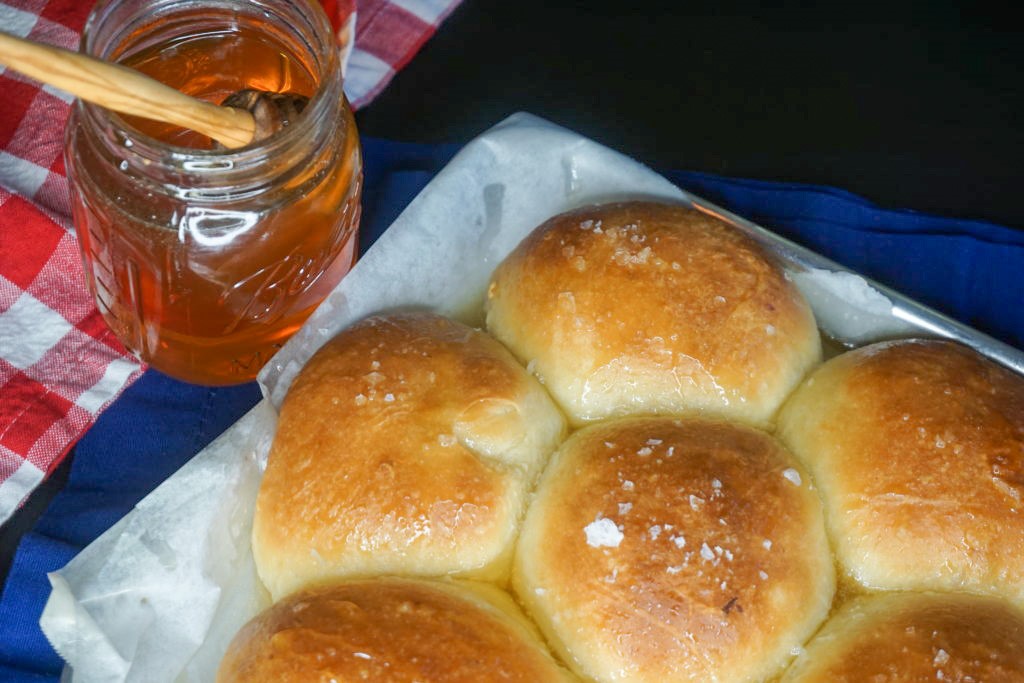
[41,402,275,683]
[39,113,936,683]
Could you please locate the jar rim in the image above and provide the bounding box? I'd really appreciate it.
[78,0,343,170]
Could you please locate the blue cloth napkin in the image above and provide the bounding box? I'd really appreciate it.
[1,137,1022,681]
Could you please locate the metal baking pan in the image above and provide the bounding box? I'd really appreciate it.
[48,112,1024,682]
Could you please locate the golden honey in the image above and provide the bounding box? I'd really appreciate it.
[66,0,361,385]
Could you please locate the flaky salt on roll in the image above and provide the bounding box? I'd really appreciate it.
[216,578,574,682]
[777,339,1024,602]
[781,592,1024,682]
[514,417,834,683]
[252,312,566,600]
[485,201,821,426]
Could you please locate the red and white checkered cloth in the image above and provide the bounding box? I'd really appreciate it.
[0,0,462,523]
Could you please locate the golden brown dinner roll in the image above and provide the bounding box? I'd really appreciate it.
[485,201,820,427]
[216,577,574,682]
[514,417,834,682]
[252,312,566,600]
[781,591,1024,682]
[776,339,1024,603]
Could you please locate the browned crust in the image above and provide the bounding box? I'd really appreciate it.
[216,578,574,682]
[777,339,1024,602]
[252,312,566,599]
[485,201,820,427]
[514,417,834,682]
[782,592,1024,682]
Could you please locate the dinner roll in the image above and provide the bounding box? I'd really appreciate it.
[485,201,820,426]
[781,591,1024,682]
[776,339,1024,602]
[216,577,574,682]
[514,417,834,682]
[252,312,566,600]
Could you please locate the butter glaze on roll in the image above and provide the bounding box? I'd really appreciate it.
[216,578,575,682]
[514,417,834,682]
[485,201,821,427]
[781,592,1024,682]
[252,312,566,600]
[776,339,1024,602]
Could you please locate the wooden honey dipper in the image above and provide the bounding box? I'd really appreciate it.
[0,31,308,149]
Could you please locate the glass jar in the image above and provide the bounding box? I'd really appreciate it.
[66,0,362,385]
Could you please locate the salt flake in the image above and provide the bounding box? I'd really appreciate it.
[584,518,624,548]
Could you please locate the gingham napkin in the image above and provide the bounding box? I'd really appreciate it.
[0,0,462,524]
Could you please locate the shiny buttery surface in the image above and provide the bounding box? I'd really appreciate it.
[777,339,1024,602]
[781,591,1024,682]
[515,417,835,682]
[252,312,566,600]
[216,577,574,682]
[485,201,821,427]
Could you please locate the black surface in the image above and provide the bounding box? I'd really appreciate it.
[355,1,1024,227]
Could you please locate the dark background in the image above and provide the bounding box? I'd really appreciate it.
[356,1,1024,227]
[3,0,1023,593]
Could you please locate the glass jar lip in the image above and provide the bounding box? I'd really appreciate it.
[78,0,343,167]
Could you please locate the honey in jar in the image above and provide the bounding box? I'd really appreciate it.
[66,0,361,385]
